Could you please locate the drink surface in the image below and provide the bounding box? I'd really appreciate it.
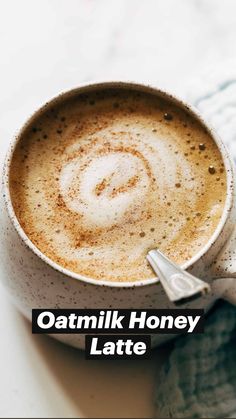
[9,88,227,282]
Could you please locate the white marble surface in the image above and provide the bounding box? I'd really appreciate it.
[1,0,236,417]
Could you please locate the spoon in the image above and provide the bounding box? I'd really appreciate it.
[146,249,211,305]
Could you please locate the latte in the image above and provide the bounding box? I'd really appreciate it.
[9,87,227,281]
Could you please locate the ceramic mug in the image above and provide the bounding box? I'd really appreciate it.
[1,81,236,350]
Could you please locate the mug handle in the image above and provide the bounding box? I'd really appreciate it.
[211,226,236,304]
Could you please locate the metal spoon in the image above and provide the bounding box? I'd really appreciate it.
[146,249,211,305]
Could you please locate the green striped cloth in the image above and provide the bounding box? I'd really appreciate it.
[155,66,236,419]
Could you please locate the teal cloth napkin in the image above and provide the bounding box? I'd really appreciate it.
[155,302,236,418]
[155,66,236,419]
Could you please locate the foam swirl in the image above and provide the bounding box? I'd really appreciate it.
[59,125,196,238]
[60,150,150,228]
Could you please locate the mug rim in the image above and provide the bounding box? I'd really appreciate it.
[2,80,235,288]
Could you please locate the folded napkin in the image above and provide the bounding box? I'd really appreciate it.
[155,65,236,419]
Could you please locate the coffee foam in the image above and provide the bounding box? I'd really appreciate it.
[9,89,227,281]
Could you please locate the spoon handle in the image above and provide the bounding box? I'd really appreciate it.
[147,249,211,304]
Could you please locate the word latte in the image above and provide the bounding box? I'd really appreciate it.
[32,309,204,358]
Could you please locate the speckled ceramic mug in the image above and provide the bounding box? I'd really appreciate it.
[1,81,236,349]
